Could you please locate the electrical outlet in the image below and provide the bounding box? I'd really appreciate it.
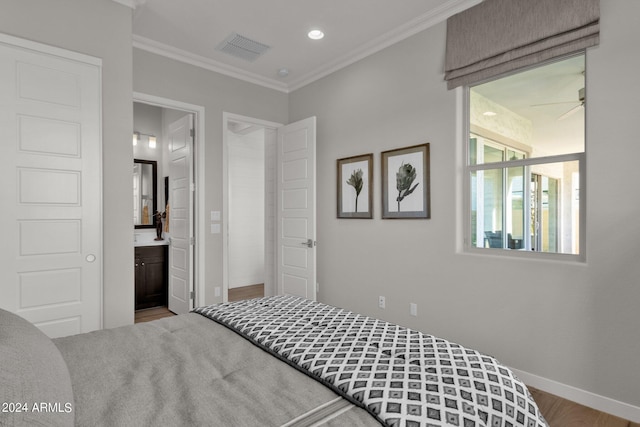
[214,287,221,297]
[378,296,386,309]
[410,303,418,316]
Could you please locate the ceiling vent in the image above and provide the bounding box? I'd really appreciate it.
[216,32,270,62]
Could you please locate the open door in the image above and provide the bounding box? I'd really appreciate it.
[276,117,317,300]
[167,114,193,314]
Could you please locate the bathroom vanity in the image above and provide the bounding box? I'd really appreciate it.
[134,243,168,311]
[133,158,168,311]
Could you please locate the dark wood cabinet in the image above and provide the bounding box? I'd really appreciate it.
[135,245,168,311]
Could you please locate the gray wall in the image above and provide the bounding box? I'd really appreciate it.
[133,103,163,164]
[289,0,640,409]
[0,0,135,328]
[133,49,289,306]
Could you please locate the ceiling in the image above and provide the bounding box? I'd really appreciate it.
[124,0,584,155]
[126,0,481,92]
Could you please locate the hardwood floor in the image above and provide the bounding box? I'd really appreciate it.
[133,290,639,427]
[228,283,264,301]
[134,284,264,323]
[529,387,639,427]
[134,306,175,323]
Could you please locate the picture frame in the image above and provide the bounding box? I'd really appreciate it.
[381,143,430,219]
[337,153,373,219]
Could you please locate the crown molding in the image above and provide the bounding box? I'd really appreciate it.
[132,35,289,93]
[110,0,136,9]
[287,0,482,91]
[131,0,481,93]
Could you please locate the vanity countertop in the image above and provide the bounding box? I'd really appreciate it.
[134,232,170,247]
[134,239,169,247]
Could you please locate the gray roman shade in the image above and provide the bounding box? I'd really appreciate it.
[445,0,599,89]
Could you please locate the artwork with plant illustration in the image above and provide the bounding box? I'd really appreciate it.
[337,154,373,219]
[382,143,430,219]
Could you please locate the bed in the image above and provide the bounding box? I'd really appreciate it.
[1,295,548,426]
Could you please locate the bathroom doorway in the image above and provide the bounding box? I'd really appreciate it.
[133,93,205,318]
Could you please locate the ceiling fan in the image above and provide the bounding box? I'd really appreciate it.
[531,87,585,120]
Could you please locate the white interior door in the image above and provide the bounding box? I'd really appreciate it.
[276,117,316,300]
[167,114,193,314]
[0,34,102,337]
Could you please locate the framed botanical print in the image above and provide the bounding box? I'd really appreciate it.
[337,153,373,219]
[381,143,430,219]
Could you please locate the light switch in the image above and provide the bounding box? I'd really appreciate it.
[211,211,221,221]
[211,223,221,234]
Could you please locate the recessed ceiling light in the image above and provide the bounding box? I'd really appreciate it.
[483,111,497,116]
[277,68,289,78]
[307,29,324,40]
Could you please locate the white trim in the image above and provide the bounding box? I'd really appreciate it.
[512,368,640,423]
[133,92,206,308]
[133,36,289,93]
[110,0,136,9]
[131,0,480,93]
[222,113,283,303]
[0,32,102,66]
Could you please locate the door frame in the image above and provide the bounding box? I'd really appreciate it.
[133,92,205,308]
[222,112,282,302]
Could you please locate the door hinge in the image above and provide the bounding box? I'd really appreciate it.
[190,182,195,192]
[190,128,194,138]
[190,236,195,245]
[190,291,195,300]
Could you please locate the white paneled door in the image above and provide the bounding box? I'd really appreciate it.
[0,34,102,337]
[277,117,316,300]
[167,114,193,314]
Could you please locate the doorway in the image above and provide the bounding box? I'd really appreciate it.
[223,114,280,302]
[223,113,318,303]
[531,173,559,253]
[133,93,205,316]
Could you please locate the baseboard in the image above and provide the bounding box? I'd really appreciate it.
[512,368,640,423]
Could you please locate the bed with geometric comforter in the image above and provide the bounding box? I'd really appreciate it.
[1,296,547,426]
[195,295,548,427]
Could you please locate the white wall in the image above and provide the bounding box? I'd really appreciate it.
[228,129,265,289]
[0,0,135,328]
[289,0,640,413]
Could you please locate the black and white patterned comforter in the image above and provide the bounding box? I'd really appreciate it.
[194,296,548,427]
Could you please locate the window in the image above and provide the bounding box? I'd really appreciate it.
[465,54,585,259]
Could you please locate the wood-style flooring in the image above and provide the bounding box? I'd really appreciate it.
[228,283,264,301]
[134,285,638,427]
[529,387,639,427]
[134,283,264,323]
[134,306,175,323]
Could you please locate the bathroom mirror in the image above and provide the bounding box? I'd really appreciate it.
[133,159,157,229]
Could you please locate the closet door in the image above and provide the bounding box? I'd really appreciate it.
[0,34,102,338]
